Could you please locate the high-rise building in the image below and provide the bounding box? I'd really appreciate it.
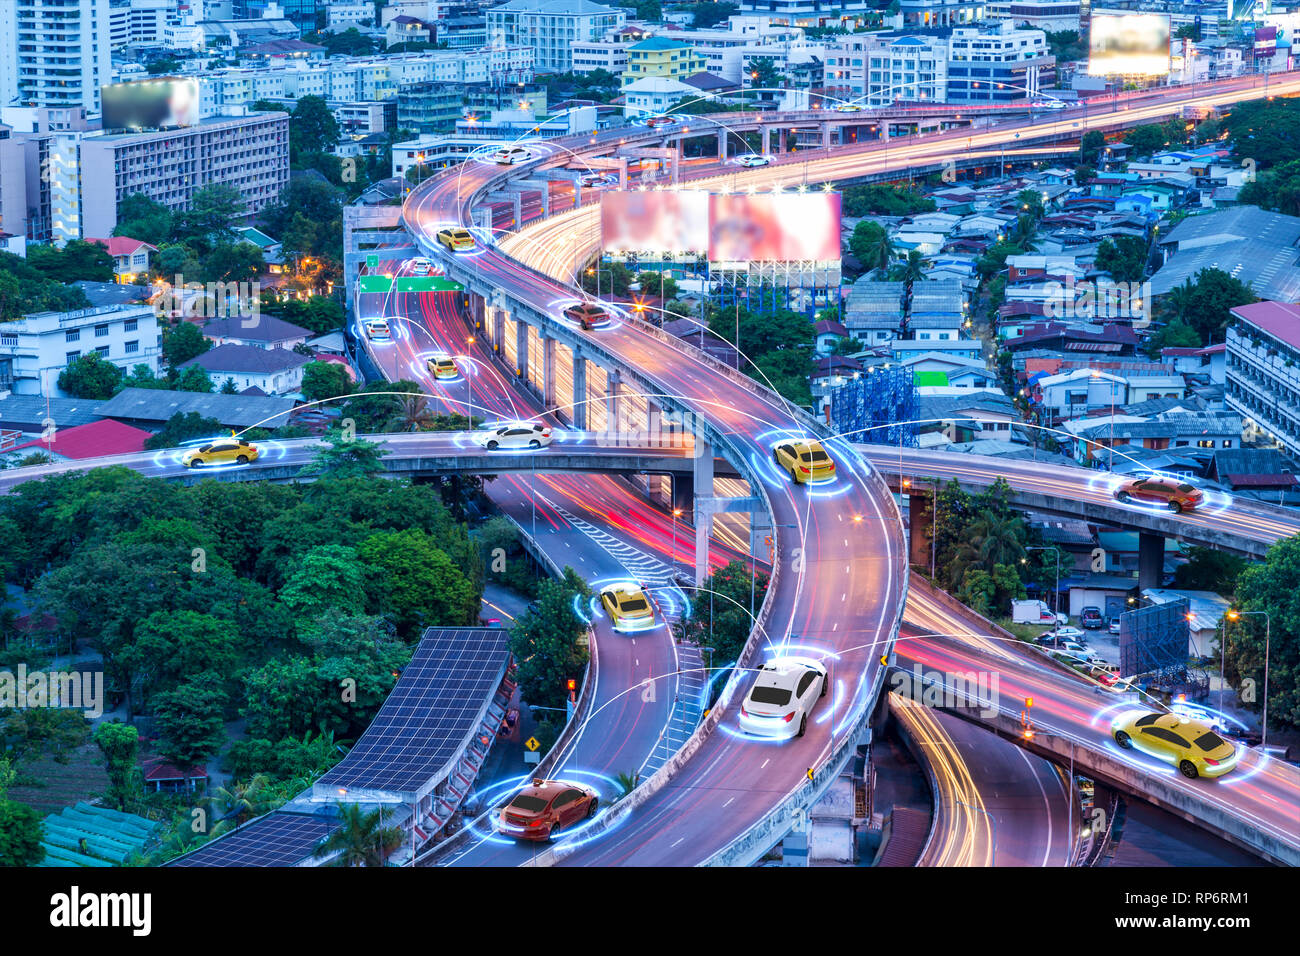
[0,0,115,113]
[486,0,625,73]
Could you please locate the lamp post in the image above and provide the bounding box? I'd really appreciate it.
[1024,545,1061,617]
[672,507,683,576]
[1226,609,1271,747]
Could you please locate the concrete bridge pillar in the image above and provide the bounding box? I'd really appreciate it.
[606,368,622,434]
[571,173,583,209]
[670,141,680,184]
[572,353,588,430]
[1138,531,1164,591]
[515,320,529,379]
[618,157,629,189]
[538,183,550,218]
[778,128,787,154]
[510,193,523,229]
[717,128,728,161]
[693,442,715,586]
[542,333,556,408]
[750,508,773,566]
[821,122,832,149]
[493,307,505,353]
[761,126,771,155]
[908,492,933,570]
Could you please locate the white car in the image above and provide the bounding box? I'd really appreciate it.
[738,657,827,740]
[736,154,770,168]
[1032,98,1067,110]
[363,318,391,343]
[411,257,432,276]
[477,422,552,451]
[1040,625,1085,641]
[493,146,529,165]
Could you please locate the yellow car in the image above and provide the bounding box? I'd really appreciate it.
[773,439,836,484]
[1111,710,1239,779]
[182,438,260,469]
[437,227,475,252]
[427,353,459,380]
[600,585,655,631]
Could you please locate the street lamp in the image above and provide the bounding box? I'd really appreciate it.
[1024,545,1061,617]
[1225,609,1272,747]
[672,507,683,574]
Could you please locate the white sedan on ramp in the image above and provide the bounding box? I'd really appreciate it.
[738,656,828,740]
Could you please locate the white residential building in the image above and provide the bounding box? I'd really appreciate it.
[735,0,871,27]
[326,1,374,32]
[1226,300,1300,458]
[985,0,1081,32]
[486,0,626,73]
[823,33,948,104]
[0,304,162,397]
[622,76,696,118]
[0,0,115,113]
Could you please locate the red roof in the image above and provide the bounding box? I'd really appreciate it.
[1231,301,1300,351]
[85,236,157,258]
[143,759,207,782]
[9,419,152,460]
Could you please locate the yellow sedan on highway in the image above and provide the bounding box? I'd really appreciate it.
[600,585,655,631]
[437,227,476,252]
[773,439,836,484]
[182,438,260,469]
[1111,711,1239,779]
[426,353,459,380]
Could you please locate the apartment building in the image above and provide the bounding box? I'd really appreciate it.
[51,111,289,241]
[1226,301,1300,459]
[0,0,115,113]
[486,0,625,72]
[108,0,176,50]
[621,38,706,89]
[734,0,871,27]
[898,0,984,27]
[823,33,948,104]
[0,304,162,397]
[985,0,1082,31]
[946,20,1054,103]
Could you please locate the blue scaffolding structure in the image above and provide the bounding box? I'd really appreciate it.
[829,367,919,446]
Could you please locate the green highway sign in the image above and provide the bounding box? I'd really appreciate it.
[396,276,465,292]
[357,275,392,294]
[365,254,379,269]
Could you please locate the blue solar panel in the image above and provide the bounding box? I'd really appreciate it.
[167,811,339,867]
[314,628,510,797]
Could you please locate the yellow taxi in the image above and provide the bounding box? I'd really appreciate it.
[773,439,836,484]
[1111,710,1239,779]
[426,353,459,380]
[436,227,476,252]
[600,585,655,631]
[182,437,260,469]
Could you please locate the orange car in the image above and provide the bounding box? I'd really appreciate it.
[1113,476,1204,514]
[495,779,599,841]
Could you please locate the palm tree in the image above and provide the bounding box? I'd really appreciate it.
[204,773,275,831]
[968,513,1027,568]
[313,803,405,867]
[615,771,639,798]
[383,393,438,432]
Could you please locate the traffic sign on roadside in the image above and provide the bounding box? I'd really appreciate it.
[366,254,378,270]
[525,736,540,752]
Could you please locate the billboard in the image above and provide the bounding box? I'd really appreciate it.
[102,78,200,132]
[600,191,709,254]
[1088,12,1171,76]
[708,193,842,263]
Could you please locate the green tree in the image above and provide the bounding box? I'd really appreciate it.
[203,242,265,285]
[841,184,935,217]
[114,193,173,240]
[1224,97,1300,169]
[301,360,354,403]
[1094,235,1149,283]
[1164,269,1256,345]
[120,363,171,391]
[675,560,769,666]
[162,321,212,368]
[173,183,247,250]
[357,528,479,635]
[313,803,404,866]
[0,800,44,866]
[1232,535,1300,732]
[848,220,894,273]
[281,544,369,621]
[142,411,226,450]
[1173,546,1248,595]
[220,376,239,394]
[58,352,125,399]
[290,95,341,158]
[175,365,215,393]
[300,428,390,480]
[509,568,590,710]
[152,675,229,766]
[26,240,114,283]
[93,722,142,811]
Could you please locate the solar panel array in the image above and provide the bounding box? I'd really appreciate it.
[167,811,340,867]
[314,628,510,797]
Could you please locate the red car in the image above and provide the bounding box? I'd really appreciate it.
[564,302,610,331]
[1113,476,1204,513]
[496,779,599,841]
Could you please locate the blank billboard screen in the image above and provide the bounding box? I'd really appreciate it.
[102,78,200,131]
[1088,13,1171,76]
[601,191,709,254]
[708,193,842,263]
